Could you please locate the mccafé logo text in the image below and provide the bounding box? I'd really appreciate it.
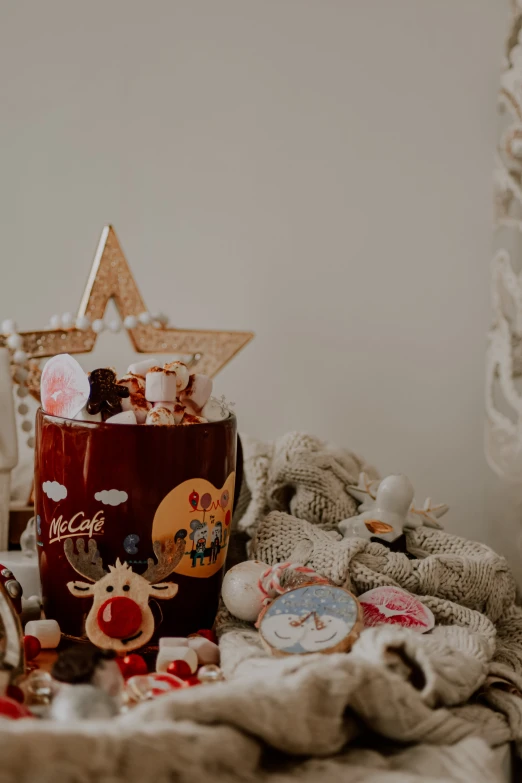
[49,511,105,545]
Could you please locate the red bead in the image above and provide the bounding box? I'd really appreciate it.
[117,653,148,679]
[97,597,142,639]
[23,635,41,662]
[196,629,217,644]
[6,685,24,704]
[0,696,32,719]
[167,660,191,679]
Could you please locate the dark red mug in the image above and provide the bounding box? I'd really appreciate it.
[34,408,237,653]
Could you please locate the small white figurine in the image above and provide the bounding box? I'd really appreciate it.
[340,472,449,541]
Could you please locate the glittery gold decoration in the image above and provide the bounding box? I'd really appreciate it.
[0,226,254,394]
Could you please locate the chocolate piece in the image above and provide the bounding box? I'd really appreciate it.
[86,368,130,419]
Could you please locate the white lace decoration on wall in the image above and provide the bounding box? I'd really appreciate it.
[486,6,522,481]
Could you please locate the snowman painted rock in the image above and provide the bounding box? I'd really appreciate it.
[258,583,362,656]
[338,474,414,543]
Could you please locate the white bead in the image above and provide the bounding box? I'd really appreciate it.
[26,436,35,448]
[221,561,269,622]
[13,350,28,364]
[159,637,189,650]
[157,312,169,326]
[92,319,105,334]
[108,318,121,333]
[17,403,28,415]
[16,385,29,398]
[156,645,198,674]
[13,367,28,383]
[123,315,138,329]
[75,315,91,331]
[25,619,61,649]
[49,314,61,329]
[138,311,152,325]
[188,636,220,665]
[61,312,74,329]
[1,319,17,334]
[6,333,22,350]
[21,420,32,432]
[151,320,162,329]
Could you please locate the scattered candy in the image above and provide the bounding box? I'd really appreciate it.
[187,635,220,666]
[0,696,32,719]
[157,646,198,674]
[24,619,61,649]
[126,672,186,702]
[23,635,41,661]
[116,654,148,679]
[358,586,435,633]
[221,560,269,622]
[41,354,90,419]
[197,664,225,684]
[166,660,192,678]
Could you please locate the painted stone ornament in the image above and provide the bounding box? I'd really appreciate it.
[41,353,90,419]
[221,560,268,622]
[64,536,185,652]
[358,586,435,632]
[258,583,363,657]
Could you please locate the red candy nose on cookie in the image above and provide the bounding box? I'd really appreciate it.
[97,597,143,639]
[41,353,90,419]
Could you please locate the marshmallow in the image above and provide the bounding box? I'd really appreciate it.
[173,403,186,425]
[74,405,102,423]
[201,397,229,422]
[181,374,213,411]
[127,358,162,377]
[182,413,208,425]
[146,406,175,426]
[117,373,145,394]
[159,637,189,650]
[105,410,137,425]
[163,361,190,392]
[188,636,220,666]
[145,368,178,403]
[25,619,61,649]
[156,645,198,674]
[121,391,151,424]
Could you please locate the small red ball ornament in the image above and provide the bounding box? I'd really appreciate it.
[0,696,32,719]
[196,629,217,644]
[166,660,191,679]
[117,654,148,679]
[24,635,42,662]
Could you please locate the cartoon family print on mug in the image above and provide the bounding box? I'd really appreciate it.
[38,473,235,651]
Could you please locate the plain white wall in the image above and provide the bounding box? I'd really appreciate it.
[0,1,508,543]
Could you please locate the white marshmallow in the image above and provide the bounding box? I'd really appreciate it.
[188,636,220,666]
[163,361,190,392]
[159,637,189,650]
[146,406,175,426]
[156,645,198,674]
[25,619,61,649]
[201,397,229,422]
[117,373,145,393]
[145,368,178,403]
[221,561,268,622]
[181,374,213,411]
[74,405,102,423]
[105,410,137,425]
[181,413,208,425]
[121,393,151,424]
[127,357,162,377]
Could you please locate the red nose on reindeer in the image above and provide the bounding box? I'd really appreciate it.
[97,597,142,639]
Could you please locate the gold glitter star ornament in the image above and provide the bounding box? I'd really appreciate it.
[0,225,254,389]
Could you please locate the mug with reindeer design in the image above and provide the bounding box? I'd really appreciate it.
[34,408,238,653]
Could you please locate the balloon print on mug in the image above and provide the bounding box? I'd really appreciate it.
[151,474,235,578]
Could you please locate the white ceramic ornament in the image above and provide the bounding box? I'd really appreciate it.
[339,474,414,543]
[201,397,229,423]
[221,560,269,622]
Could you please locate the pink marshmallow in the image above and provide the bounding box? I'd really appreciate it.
[145,367,178,403]
[181,374,213,411]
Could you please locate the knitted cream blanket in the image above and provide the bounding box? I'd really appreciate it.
[0,432,518,782]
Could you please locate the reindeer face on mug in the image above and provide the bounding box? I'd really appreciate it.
[64,537,186,652]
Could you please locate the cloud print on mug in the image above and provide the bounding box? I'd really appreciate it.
[42,481,68,501]
[94,489,128,506]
